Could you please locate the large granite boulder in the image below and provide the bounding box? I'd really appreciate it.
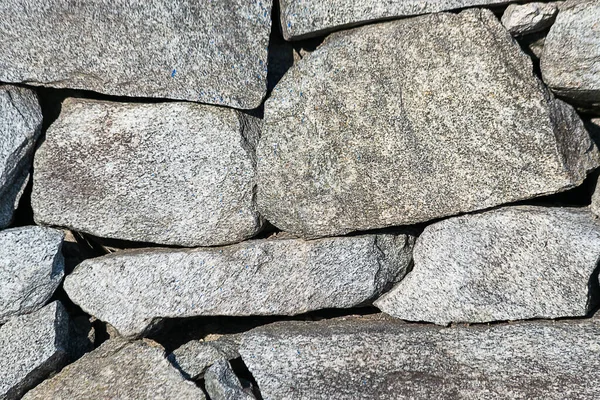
[279,0,527,40]
[541,0,600,111]
[259,9,599,239]
[32,98,262,247]
[22,339,205,400]
[239,315,600,399]
[0,302,70,400]
[501,2,559,36]
[1,226,65,324]
[0,85,42,228]
[376,206,600,325]
[64,233,414,337]
[0,0,272,108]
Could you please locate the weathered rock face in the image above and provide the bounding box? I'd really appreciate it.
[32,98,262,247]
[205,360,256,400]
[0,226,65,324]
[259,9,599,239]
[0,302,70,400]
[279,0,526,40]
[22,339,205,400]
[376,206,600,325]
[0,85,42,228]
[169,336,240,380]
[541,0,600,111]
[64,233,414,337]
[0,1,272,108]
[501,2,559,36]
[239,315,600,399]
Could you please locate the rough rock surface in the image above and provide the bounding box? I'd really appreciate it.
[64,233,414,337]
[0,85,42,228]
[259,9,599,238]
[0,226,65,324]
[0,1,272,108]
[205,360,256,400]
[32,98,262,247]
[239,315,600,399]
[502,2,559,36]
[279,0,527,40]
[541,0,600,111]
[0,302,69,400]
[376,206,600,325]
[169,336,240,380]
[22,339,205,400]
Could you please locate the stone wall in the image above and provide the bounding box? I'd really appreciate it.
[1,1,600,399]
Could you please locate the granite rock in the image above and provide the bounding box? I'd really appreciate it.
[32,98,262,247]
[0,85,42,228]
[239,315,600,399]
[169,336,240,380]
[376,206,600,325]
[205,360,256,400]
[22,339,205,400]
[259,9,599,239]
[502,2,559,36]
[0,302,70,400]
[0,226,65,324]
[541,0,600,111]
[64,233,414,337]
[0,0,272,108]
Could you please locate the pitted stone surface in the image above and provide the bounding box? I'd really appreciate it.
[0,226,65,324]
[0,0,272,108]
[32,98,262,247]
[22,339,205,400]
[259,9,599,239]
[239,316,600,399]
[0,302,69,400]
[64,233,414,337]
[0,85,42,228]
[376,206,600,325]
[501,2,559,36]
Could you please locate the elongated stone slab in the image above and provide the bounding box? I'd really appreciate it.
[64,234,414,337]
[239,315,600,399]
[32,98,262,247]
[258,9,598,238]
[1,226,65,324]
[0,302,70,400]
[376,206,600,325]
[0,0,272,108]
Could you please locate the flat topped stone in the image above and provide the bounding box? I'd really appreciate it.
[259,9,598,239]
[32,98,262,247]
[279,0,528,40]
[376,206,600,325]
[239,315,600,399]
[0,226,65,324]
[0,0,272,108]
[0,301,70,400]
[64,233,414,338]
[0,85,42,228]
[22,339,205,400]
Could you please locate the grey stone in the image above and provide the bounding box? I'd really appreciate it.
[376,206,600,325]
[502,2,559,36]
[169,336,240,380]
[0,85,42,228]
[259,9,599,239]
[0,226,65,324]
[239,315,600,399]
[0,1,272,109]
[0,302,70,400]
[205,360,255,400]
[279,0,529,40]
[22,339,205,400]
[32,98,262,247]
[64,233,414,337]
[541,0,600,111]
